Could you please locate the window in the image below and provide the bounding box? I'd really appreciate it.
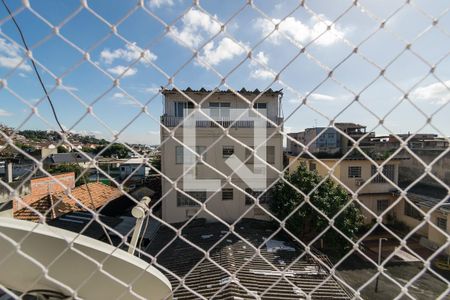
[177,191,206,207]
[253,103,267,110]
[437,217,447,230]
[309,162,316,172]
[245,146,254,164]
[377,199,389,213]
[209,102,230,119]
[245,188,271,205]
[175,146,206,164]
[222,188,233,201]
[266,146,275,164]
[371,164,395,183]
[404,202,421,220]
[174,101,194,117]
[348,166,362,178]
[223,146,234,158]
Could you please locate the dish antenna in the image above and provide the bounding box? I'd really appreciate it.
[0,217,171,299]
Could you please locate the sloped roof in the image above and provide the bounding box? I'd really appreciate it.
[45,152,94,164]
[161,87,283,95]
[14,182,123,222]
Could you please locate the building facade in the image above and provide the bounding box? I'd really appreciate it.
[288,156,402,224]
[160,88,284,224]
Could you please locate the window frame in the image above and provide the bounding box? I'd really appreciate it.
[222,146,234,158]
[348,166,362,178]
[222,188,233,201]
[437,217,447,231]
[404,202,421,220]
[176,191,207,207]
[377,199,389,213]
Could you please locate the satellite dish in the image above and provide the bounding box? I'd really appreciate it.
[0,217,171,299]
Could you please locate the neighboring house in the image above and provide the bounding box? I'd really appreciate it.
[287,123,374,156]
[288,155,405,223]
[43,152,94,168]
[160,88,284,224]
[395,184,450,255]
[119,158,150,180]
[14,180,123,222]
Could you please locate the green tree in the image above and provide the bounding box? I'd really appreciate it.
[57,145,68,153]
[271,165,363,254]
[95,143,128,158]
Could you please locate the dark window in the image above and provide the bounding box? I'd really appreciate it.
[174,101,194,117]
[377,199,389,212]
[371,164,395,183]
[309,162,317,172]
[266,146,275,164]
[177,191,207,207]
[223,146,234,158]
[437,217,447,230]
[222,188,233,201]
[348,166,361,178]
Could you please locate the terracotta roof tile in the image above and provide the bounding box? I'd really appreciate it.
[13,182,123,222]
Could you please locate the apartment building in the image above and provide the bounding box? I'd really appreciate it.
[160,88,284,224]
[288,155,403,223]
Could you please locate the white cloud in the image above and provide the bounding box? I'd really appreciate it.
[107,65,137,77]
[199,38,246,66]
[0,38,32,72]
[410,80,450,105]
[169,8,221,48]
[0,109,12,117]
[309,93,336,101]
[111,92,141,107]
[100,43,157,65]
[249,51,274,80]
[254,15,343,47]
[148,0,174,8]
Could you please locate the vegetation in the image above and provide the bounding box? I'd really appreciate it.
[271,165,363,254]
[93,143,129,159]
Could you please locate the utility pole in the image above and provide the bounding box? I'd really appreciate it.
[375,237,387,292]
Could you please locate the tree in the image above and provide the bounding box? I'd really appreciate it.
[271,165,363,254]
[95,143,128,158]
[57,145,68,153]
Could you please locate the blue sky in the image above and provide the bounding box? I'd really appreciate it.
[0,0,449,144]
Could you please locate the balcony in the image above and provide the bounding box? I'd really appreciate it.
[161,115,284,128]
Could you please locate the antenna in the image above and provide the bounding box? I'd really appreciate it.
[0,217,171,299]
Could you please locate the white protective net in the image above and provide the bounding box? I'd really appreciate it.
[0,0,449,299]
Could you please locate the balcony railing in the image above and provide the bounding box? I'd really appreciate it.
[161,115,284,128]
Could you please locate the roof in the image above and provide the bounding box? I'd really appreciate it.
[161,87,283,96]
[14,182,123,222]
[45,152,94,164]
[143,219,351,299]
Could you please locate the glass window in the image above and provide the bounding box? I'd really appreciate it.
[174,101,194,117]
[222,188,233,201]
[175,146,206,164]
[209,102,230,119]
[348,166,362,178]
[437,217,447,231]
[177,191,206,207]
[309,162,317,172]
[245,146,254,164]
[253,103,267,110]
[223,146,234,158]
[371,164,395,183]
[266,146,275,164]
[377,199,389,212]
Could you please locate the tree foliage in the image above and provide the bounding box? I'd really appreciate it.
[271,165,363,252]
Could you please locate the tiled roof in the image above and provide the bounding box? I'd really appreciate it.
[161,87,283,95]
[14,182,123,222]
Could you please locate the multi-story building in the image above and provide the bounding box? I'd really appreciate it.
[287,155,404,224]
[287,123,374,156]
[160,88,284,224]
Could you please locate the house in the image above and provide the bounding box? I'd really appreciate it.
[394,183,450,255]
[288,155,405,223]
[287,123,375,156]
[13,174,123,222]
[42,152,95,168]
[119,158,150,180]
[160,88,284,224]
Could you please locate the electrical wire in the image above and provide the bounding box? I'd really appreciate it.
[1,0,65,133]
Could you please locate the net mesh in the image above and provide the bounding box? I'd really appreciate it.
[0,0,449,299]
